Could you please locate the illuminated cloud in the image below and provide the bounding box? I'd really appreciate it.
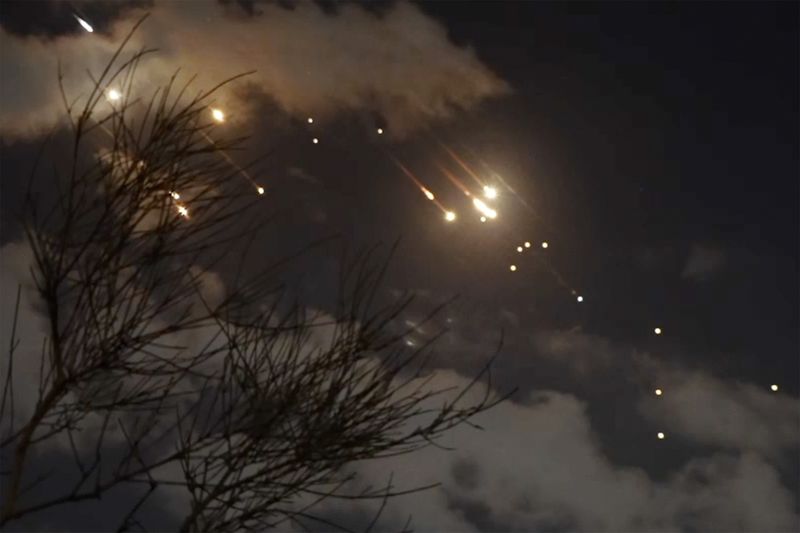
[0,0,510,139]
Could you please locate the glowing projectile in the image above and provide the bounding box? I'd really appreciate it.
[107,89,121,102]
[483,185,498,199]
[472,197,497,219]
[257,186,265,195]
[74,14,94,33]
[657,432,666,440]
[312,138,319,144]
[509,265,517,272]
[307,117,314,124]
[169,191,181,200]
[211,108,225,123]
[770,384,779,392]
[541,242,549,249]
[654,327,662,335]
[517,246,523,253]
[480,216,486,222]
[654,388,663,396]
[444,211,456,222]
[422,188,435,201]
[576,295,584,302]
[176,205,189,218]
[377,128,384,135]
[524,241,531,248]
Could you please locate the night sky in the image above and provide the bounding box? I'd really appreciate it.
[1,1,798,531]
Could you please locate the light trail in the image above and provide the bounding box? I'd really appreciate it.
[436,163,473,196]
[439,142,486,188]
[387,154,450,214]
[200,129,262,192]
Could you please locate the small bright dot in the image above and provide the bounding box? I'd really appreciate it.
[307,117,314,124]
[510,265,517,272]
[444,211,456,222]
[107,89,121,102]
[377,128,384,135]
[483,185,498,199]
[524,241,531,248]
[654,327,662,335]
[480,216,487,222]
[517,246,523,252]
[577,295,583,302]
[655,388,663,396]
[256,186,265,195]
[422,188,435,201]
[75,15,93,33]
[169,191,180,200]
[211,108,225,123]
[771,384,779,392]
[541,242,549,249]
[176,205,189,218]
[657,432,665,440]
[312,138,319,144]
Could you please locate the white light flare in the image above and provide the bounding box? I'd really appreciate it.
[657,432,666,440]
[107,89,121,102]
[307,117,314,124]
[576,295,584,302]
[472,197,497,219]
[444,211,456,222]
[169,191,181,200]
[176,205,189,219]
[770,384,779,392]
[257,186,265,195]
[654,327,662,335]
[422,188,435,201]
[517,246,523,253]
[377,128,384,135]
[211,108,225,123]
[483,185,498,199]
[654,388,663,396]
[312,138,319,144]
[541,241,549,249]
[509,265,517,272]
[74,15,93,33]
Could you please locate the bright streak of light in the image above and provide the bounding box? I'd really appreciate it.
[472,197,497,219]
[257,186,265,195]
[509,265,517,272]
[422,188,435,201]
[307,117,314,124]
[169,191,180,200]
[483,185,498,199]
[74,15,93,33]
[524,241,531,248]
[655,388,663,396]
[576,295,584,302]
[657,432,665,440]
[770,384,779,392]
[436,164,473,197]
[440,143,485,187]
[445,211,456,222]
[517,246,523,252]
[377,128,384,135]
[654,327,662,335]
[312,137,319,144]
[107,89,121,102]
[211,108,225,123]
[480,216,486,222]
[176,205,189,218]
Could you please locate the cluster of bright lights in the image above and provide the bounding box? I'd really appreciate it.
[472,197,497,219]
[541,241,549,249]
[576,295,584,303]
[655,388,663,396]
